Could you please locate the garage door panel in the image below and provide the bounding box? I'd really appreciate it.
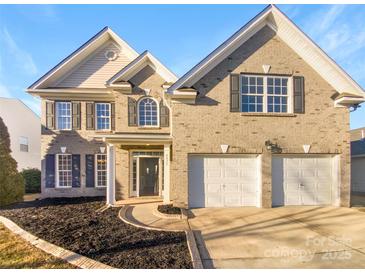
[206,194,223,207]
[302,169,316,178]
[206,183,221,193]
[224,194,241,207]
[351,158,365,192]
[189,155,259,208]
[205,168,222,178]
[286,169,300,178]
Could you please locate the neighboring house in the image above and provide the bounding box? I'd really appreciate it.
[0,97,41,171]
[350,127,365,193]
[28,5,365,207]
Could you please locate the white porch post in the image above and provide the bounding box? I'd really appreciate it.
[163,144,171,204]
[106,143,116,206]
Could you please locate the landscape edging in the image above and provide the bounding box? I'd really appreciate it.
[119,206,203,269]
[0,216,114,269]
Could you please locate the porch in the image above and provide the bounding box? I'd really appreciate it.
[95,133,172,205]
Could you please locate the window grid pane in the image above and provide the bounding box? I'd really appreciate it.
[58,154,72,187]
[139,98,158,126]
[96,154,107,187]
[56,102,71,130]
[241,76,264,113]
[267,77,288,113]
[96,103,110,130]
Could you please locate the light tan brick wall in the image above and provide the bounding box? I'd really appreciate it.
[170,26,351,208]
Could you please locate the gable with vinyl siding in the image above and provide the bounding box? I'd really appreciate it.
[55,41,132,88]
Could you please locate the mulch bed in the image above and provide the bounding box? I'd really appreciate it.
[158,204,182,215]
[0,197,192,269]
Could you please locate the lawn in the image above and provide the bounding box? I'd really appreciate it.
[0,197,192,269]
[0,223,75,269]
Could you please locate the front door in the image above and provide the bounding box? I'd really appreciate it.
[139,158,159,196]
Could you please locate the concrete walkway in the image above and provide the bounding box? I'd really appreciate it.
[189,206,365,268]
[123,202,189,231]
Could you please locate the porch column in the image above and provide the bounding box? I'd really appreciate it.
[163,144,171,204]
[106,143,116,206]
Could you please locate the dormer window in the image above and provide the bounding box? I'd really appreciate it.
[138,97,159,127]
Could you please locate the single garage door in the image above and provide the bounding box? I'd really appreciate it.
[351,157,365,192]
[272,156,337,206]
[188,155,260,208]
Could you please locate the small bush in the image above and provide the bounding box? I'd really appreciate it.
[20,168,41,194]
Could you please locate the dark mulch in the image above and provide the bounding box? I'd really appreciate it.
[158,204,181,215]
[0,197,192,269]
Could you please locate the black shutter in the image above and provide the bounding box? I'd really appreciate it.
[160,101,169,127]
[46,101,55,129]
[45,154,55,188]
[230,74,240,112]
[72,102,81,130]
[128,97,137,126]
[85,154,95,188]
[86,102,95,130]
[72,154,81,188]
[293,76,305,113]
[111,102,115,131]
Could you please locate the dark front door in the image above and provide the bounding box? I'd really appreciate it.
[139,158,159,196]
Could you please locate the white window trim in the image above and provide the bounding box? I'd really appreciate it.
[19,136,29,152]
[55,101,72,131]
[95,154,107,188]
[137,97,160,128]
[95,102,111,131]
[240,74,293,113]
[55,153,72,188]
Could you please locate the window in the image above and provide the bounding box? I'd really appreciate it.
[56,102,71,130]
[56,154,72,188]
[241,76,264,112]
[267,77,288,113]
[138,98,158,127]
[96,103,111,130]
[95,154,107,187]
[240,75,290,113]
[19,136,28,152]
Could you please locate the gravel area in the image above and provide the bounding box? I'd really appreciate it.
[0,197,192,269]
[158,204,182,215]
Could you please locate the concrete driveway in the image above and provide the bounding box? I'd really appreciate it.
[188,206,365,268]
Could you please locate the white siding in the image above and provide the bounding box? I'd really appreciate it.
[0,98,40,170]
[55,41,132,88]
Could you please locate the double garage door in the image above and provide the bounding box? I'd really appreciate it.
[188,155,337,208]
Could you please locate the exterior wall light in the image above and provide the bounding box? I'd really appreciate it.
[265,140,282,153]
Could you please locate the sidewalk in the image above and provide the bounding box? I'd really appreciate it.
[122,202,189,231]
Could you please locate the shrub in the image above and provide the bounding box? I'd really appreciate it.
[20,168,41,194]
[0,116,24,206]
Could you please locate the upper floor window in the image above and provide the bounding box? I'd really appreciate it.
[19,136,28,152]
[138,98,158,127]
[240,75,291,113]
[96,103,111,130]
[56,102,71,130]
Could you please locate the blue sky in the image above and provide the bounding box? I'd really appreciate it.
[0,4,364,129]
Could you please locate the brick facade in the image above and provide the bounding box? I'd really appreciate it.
[170,26,350,207]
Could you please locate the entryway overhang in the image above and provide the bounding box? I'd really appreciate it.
[93,133,172,206]
[94,133,172,145]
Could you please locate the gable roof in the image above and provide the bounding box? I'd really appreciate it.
[28,27,139,90]
[107,50,177,85]
[168,5,365,100]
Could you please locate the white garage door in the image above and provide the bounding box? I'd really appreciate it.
[351,157,365,192]
[272,156,337,206]
[188,155,260,208]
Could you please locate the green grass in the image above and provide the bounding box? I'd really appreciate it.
[0,224,76,269]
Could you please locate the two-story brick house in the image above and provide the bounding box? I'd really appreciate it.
[28,5,365,208]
